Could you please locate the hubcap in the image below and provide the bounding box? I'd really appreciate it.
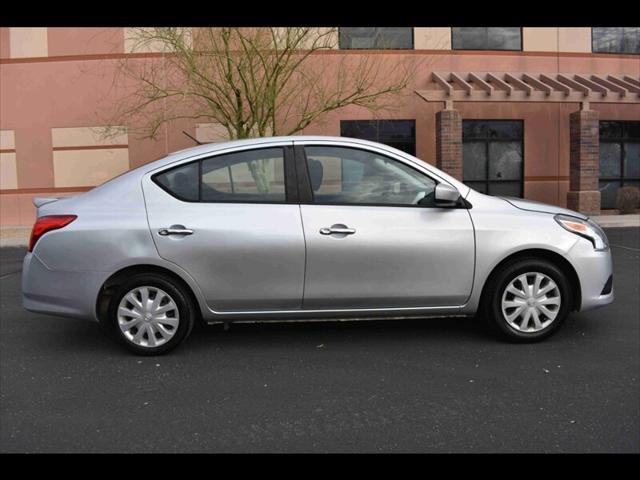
[501,272,561,333]
[117,286,179,348]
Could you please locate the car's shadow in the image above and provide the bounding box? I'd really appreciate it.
[29,307,607,358]
[191,315,489,347]
[36,315,488,357]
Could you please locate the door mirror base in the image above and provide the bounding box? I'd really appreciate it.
[434,199,460,208]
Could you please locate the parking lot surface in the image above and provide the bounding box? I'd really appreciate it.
[0,228,638,452]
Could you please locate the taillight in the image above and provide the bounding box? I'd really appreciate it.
[28,215,77,252]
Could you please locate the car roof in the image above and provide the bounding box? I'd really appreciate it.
[111,135,404,179]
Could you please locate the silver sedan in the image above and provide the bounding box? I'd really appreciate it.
[22,136,613,354]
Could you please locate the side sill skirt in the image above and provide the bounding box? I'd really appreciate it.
[203,306,467,325]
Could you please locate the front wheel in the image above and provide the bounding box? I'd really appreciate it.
[108,273,195,355]
[483,258,573,342]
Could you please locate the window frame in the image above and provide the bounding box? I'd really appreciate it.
[151,145,299,204]
[591,27,640,55]
[599,120,640,209]
[462,119,525,198]
[450,27,523,52]
[338,27,414,50]
[294,143,468,209]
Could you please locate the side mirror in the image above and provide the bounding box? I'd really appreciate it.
[434,183,461,206]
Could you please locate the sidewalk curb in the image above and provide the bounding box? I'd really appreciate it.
[0,228,30,248]
[590,214,640,228]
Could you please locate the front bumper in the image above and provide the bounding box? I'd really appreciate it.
[22,252,106,321]
[566,238,614,311]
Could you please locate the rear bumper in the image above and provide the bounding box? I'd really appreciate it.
[566,239,614,312]
[22,252,105,321]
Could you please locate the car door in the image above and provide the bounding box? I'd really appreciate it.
[142,143,306,312]
[295,142,475,310]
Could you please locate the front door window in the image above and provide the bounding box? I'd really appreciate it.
[304,146,436,207]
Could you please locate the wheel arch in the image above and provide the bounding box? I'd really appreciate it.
[96,264,204,325]
[478,248,582,313]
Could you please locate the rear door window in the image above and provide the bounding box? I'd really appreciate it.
[201,148,285,202]
[153,147,286,203]
[154,162,199,201]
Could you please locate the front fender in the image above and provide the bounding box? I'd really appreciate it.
[462,205,580,314]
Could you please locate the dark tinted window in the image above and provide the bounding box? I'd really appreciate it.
[339,28,413,49]
[599,121,640,209]
[154,162,199,201]
[462,120,523,140]
[452,27,521,51]
[592,27,640,54]
[153,147,286,203]
[463,120,524,197]
[201,148,285,202]
[341,120,416,155]
[304,146,436,206]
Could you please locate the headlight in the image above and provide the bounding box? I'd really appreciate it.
[554,214,609,251]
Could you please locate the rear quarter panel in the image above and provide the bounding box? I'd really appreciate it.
[35,173,156,273]
[31,171,209,320]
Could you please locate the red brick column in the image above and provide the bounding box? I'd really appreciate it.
[435,109,463,181]
[567,110,601,215]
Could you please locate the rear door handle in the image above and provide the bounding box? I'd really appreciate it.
[319,226,356,235]
[158,227,194,236]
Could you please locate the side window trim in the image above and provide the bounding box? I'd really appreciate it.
[151,144,298,204]
[294,144,454,209]
[197,159,203,202]
[283,145,300,204]
[293,145,314,204]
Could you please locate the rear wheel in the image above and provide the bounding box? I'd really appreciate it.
[483,258,572,342]
[108,273,195,355]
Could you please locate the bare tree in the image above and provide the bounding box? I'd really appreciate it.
[106,27,419,141]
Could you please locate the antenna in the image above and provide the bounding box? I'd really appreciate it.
[182,130,202,145]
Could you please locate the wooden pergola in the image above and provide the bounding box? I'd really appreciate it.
[417,71,639,215]
[417,72,640,109]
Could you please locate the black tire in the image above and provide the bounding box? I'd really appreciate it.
[107,273,195,355]
[482,257,573,342]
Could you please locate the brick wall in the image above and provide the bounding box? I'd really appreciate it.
[569,110,599,191]
[567,109,601,215]
[435,109,462,181]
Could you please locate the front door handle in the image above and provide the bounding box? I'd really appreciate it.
[319,226,356,236]
[158,226,194,236]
